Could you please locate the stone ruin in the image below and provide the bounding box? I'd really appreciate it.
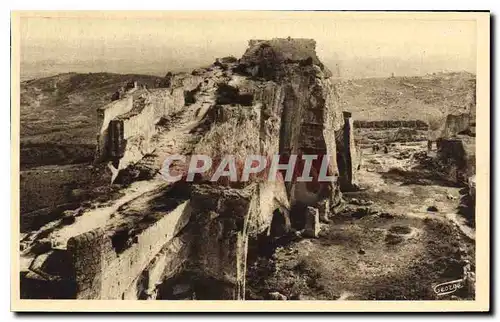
[426,104,475,186]
[422,90,476,219]
[20,38,361,300]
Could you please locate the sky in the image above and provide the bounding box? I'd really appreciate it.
[19,12,478,80]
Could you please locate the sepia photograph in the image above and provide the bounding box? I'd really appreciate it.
[10,10,490,312]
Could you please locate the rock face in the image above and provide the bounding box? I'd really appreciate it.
[425,84,475,205]
[237,38,326,80]
[428,113,473,142]
[20,38,355,300]
[95,73,204,179]
[184,38,348,297]
[436,136,475,185]
[240,39,345,202]
[187,183,288,299]
[303,206,320,238]
[336,111,359,190]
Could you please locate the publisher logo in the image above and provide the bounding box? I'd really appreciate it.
[433,279,464,296]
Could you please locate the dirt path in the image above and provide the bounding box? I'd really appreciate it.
[246,142,475,301]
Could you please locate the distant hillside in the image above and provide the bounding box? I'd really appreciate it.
[21,72,163,145]
[20,72,163,168]
[19,70,475,168]
[339,71,476,122]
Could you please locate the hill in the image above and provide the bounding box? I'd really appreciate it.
[20,72,163,168]
[339,72,476,122]
[19,71,475,168]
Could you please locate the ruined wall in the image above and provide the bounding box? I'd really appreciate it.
[354,127,428,145]
[147,90,180,123]
[188,182,287,299]
[95,96,133,162]
[239,38,325,79]
[171,74,203,92]
[108,96,157,171]
[95,74,204,174]
[336,112,359,191]
[67,229,106,299]
[354,120,428,129]
[436,136,476,185]
[119,103,155,140]
[183,38,346,299]
[269,54,343,208]
[66,201,192,299]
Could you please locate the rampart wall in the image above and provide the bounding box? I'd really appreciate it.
[94,75,204,172]
[67,201,192,299]
[95,97,134,162]
[354,119,428,129]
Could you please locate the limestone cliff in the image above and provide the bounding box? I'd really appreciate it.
[184,38,349,298]
[20,38,356,301]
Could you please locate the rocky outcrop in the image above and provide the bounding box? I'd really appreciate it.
[21,183,193,300]
[95,73,205,179]
[187,183,288,299]
[183,38,349,298]
[239,39,344,203]
[20,38,353,300]
[236,38,327,80]
[428,113,473,142]
[336,111,359,190]
[436,136,475,185]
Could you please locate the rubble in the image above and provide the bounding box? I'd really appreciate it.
[268,291,287,300]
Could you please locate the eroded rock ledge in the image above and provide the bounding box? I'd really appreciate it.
[20,38,361,300]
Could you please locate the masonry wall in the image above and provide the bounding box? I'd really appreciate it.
[136,232,193,299]
[67,201,192,299]
[102,93,165,172]
[279,67,343,208]
[94,75,203,170]
[354,119,429,129]
[336,113,358,190]
[95,97,134,161]
[147,91,175,123]
[436,136,476,185]
[67,228,106,299]
[120,102,156,140]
